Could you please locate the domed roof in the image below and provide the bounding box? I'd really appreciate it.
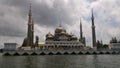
[46,32,53,38]
[55,25,66,33]
[71,34,77,39]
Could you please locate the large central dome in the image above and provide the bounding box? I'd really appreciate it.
[55,25,66,33]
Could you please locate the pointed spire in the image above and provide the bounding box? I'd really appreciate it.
[91,9,94,17]
[29,3,32,16]
[91,8,94,26]
[28,3,32,24]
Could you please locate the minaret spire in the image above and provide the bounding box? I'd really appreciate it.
[28,3,32,24]
[91,9,97,49]
[28,3,32,37]
[80,18,83,40]
[91,9,94,26]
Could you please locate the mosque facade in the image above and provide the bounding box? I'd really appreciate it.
[39,24,85,50]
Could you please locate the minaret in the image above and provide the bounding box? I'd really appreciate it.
[80,18,83,41]
[91,9,96,49]
[27,3,34,47]
[79,18,86,47]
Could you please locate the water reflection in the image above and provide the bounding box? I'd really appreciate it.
[0,54,120,68]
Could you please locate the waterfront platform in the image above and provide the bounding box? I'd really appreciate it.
[3,50,120,56]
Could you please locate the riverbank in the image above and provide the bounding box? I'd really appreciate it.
[3,50,120,56]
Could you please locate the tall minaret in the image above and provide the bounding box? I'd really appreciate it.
[27,3,34,47]
[91,9,96,49]
[79,18,86,47]
[80,18,83,41]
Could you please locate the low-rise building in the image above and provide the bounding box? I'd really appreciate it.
[110,43,120,50]
[4,43,19,51]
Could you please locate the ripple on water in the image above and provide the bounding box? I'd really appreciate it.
[0,55,120,68]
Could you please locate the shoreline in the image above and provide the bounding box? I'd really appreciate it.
[2,50,120,56]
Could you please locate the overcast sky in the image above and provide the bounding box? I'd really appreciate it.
[0,0,120,48]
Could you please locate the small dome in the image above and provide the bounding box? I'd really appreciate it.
[71,34,77,39]
[48,35,53,38]
[46,32,53,38]
[71,35,76,38]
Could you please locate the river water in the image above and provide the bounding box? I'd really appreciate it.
[0,53,120,68]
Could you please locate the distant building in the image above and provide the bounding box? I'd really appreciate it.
[108,37,120,50]
[4,43,19,51]
[110,43,120,50]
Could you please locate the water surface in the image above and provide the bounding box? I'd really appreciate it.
[0,53,119,68]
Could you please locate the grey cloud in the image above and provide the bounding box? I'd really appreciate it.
[0,18,26,37]
[32,0,74,27]
[3,0,74,26]
[0,0,74,37]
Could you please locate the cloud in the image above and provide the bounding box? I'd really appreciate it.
[0,0,28,37]
[0,0,120,48]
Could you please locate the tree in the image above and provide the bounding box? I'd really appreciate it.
[110,37,118,43]
[96,40,103,49]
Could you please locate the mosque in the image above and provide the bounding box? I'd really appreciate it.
[39,24,86,50]
[21,4,96,50]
